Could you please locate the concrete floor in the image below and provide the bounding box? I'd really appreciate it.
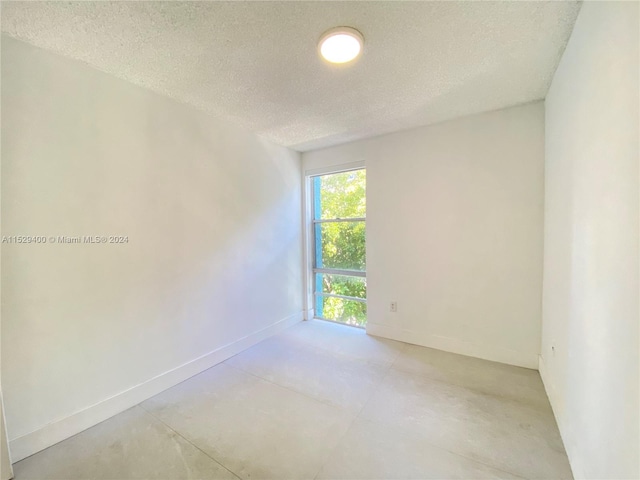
[12,320,572,479]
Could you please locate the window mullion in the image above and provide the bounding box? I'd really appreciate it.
[313,217,366,224]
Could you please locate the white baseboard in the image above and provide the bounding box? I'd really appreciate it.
[537,354,553,398]
[9,312,303,463]
[538,355,579,479]
[1,392,14,480]
[366,322,538,369]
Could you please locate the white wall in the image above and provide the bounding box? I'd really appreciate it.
[303,102,544,369]
[1,36,303,461]
[541,2,639,478]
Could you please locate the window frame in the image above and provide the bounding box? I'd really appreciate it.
[305,164,367,327]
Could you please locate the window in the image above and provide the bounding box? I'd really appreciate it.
[312,169,366,327]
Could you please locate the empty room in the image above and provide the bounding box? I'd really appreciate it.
[0,1,638,479]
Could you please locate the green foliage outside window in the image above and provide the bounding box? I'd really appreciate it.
[314,169,366,327]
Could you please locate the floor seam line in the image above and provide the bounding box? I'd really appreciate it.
[352,357,397,421]
[222,362,360,415]
[309,401,363,480]
[358,413,532,480]
[310,359,397,480]
[280,321,407,368]
[137,403,243,480]
[221,362,361,480]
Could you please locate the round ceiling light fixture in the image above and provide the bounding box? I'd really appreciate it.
[318,27,364,64]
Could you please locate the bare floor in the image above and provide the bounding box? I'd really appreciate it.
[13,320,572,480]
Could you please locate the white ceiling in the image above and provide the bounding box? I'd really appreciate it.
[1,1,580,151]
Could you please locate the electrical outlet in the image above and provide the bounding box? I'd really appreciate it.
[390,301,397,313]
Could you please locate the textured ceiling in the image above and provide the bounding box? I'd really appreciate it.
[1,1,580,151]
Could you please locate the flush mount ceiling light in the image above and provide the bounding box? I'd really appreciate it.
[318,27,364,64]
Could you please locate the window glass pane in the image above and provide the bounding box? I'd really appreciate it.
[314,221,365,271]
[314,169,366,220]
[315,273,366,299]
[316,296,367,327]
